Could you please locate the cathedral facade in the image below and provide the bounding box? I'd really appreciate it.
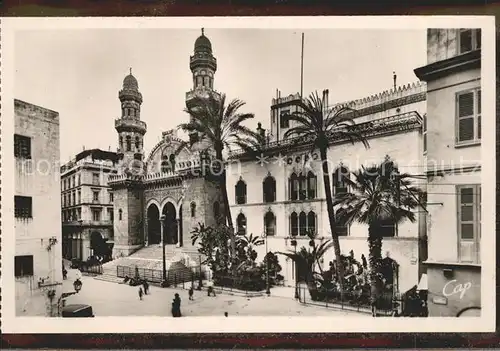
[108,30,224,264]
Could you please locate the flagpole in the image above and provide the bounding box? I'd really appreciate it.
[300,32,304,98]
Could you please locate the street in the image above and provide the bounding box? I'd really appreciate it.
[63,269,367,317]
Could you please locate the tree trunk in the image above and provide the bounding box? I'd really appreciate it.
[215,148,236,276]
[368,223,383,317]
[319,147,345,301]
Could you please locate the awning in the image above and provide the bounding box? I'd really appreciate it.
[417,273,428,290]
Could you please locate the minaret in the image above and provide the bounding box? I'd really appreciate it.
[116,68,147,174]
[186,28,219,144]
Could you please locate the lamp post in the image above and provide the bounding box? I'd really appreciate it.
[160,214,167,286]
[261,232,270,296]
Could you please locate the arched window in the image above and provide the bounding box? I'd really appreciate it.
[289,173,298,200]
[333,166,350,236]
[299,211,307,236]
[197,76,202,87]
[237,213,247,235]
[307,171,317,199]
[290,212,298,236]
[264,211,276,236]
[296,173,306,200]
[161,156,169,173]
[263,175,276,203]
[119,209,123,220]
[204,76,208,87]
[119,136,123,150]
[235,179,247,204]
[169,154,176,172]
[190,202,196,218]
[135,136,140,151]
[126,136,132,152]
[307,211,316,235]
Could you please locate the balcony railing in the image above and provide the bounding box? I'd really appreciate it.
[114,118,147,133]
[63,219,112,226]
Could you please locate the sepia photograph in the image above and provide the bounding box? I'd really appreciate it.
[1,16,496,333]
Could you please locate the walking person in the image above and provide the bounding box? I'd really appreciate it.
[142,280,148,295]
[171,293,181,317]
[138,287,144,301]
[188,286,194,300]
[207,280,216,297]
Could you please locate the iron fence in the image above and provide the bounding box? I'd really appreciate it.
[79,264,103,275]
[295,283,400,316]
[116,265,206,287]
[211,274,268,295]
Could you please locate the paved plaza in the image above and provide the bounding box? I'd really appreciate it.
[63,269,367,317]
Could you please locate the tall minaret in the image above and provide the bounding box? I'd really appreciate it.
[186,28,219,144]
[116,69,147,174]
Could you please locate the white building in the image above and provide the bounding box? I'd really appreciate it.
[14,99,63,316]
[227,82,428,293]
[415,28,482,317]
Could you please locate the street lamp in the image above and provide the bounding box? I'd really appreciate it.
[261,232,270,296]
[160,214,167,287]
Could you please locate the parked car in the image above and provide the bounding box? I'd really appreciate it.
[62,304,95,318]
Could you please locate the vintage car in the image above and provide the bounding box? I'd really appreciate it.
[62,304,95,318]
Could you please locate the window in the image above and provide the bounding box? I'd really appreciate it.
[92,208,102,222]
[93,190,100,203]
[235,179,247,205]
[457,185,481,263]
[134,154,142,161]
[263,175,276,203]
[290,212,298,236]
[458,29,481,54]
[108,191,113,203]
[456,89,481,145]
[15,196,32,218]
[264,211,276,236]
[77,208,82,220]
[299,211,307,235]
[289,173,299,200]
[307,172,317,199]
[379,219,396,237]
[307,211,316,235]
[108,208,113,221]
[237,213,247,235]
[135,136,140,150]
[333,166,350,236]
[422,114,427,154]
[280,110,290,128]
[92,173,100,185]
[78,175,81,185]
[126,136,132,152]
[190,202,196,218]
[72,191,76,205]
[14,134,31,159]
[15,255,34,277]
[119,209,123,220]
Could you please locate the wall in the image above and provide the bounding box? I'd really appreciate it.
[15,99,63,316]
[426,265,481,317]
[427,29,459,64]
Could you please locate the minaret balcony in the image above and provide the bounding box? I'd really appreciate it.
[190,55,217,71]
[118,89,143,104]
[186,88,221,103]
[115,118,147,134]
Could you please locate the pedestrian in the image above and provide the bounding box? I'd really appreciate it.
[172,293,181,317]
[142,280,148,295]
[138,287,143,301]
[224,312,228,317]
[188,286,194,300]
[207,280,216,297]
[145,280,150,295]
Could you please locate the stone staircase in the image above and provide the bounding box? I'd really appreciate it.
[94,244,204,284]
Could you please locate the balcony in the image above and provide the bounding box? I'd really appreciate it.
[115,118,147,134]
[63,219,112,227]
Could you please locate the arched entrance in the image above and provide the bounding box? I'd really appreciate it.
[90,231,111,260]
[162,202,178,245]
[147,203,161,245]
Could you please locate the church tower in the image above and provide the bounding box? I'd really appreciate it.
[116,69,147,174]
[186,28,219,144]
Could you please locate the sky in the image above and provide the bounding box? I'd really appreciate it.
[14,28,426,162]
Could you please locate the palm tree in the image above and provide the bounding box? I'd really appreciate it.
[277,240,334,297]
[283,91,369,299]
[333,157,424,315]
[180,93,264,274]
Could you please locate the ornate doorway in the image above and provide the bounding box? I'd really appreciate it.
[147,203,161,245]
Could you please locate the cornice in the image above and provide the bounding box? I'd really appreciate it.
[414,50,481,82]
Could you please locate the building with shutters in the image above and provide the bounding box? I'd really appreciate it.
[414,28,482,317]
[14,99,63,316]
[60,148,120,262]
